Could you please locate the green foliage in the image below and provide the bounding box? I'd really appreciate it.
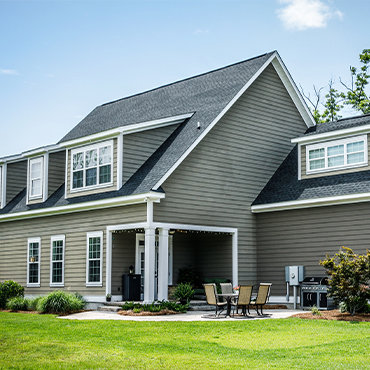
[28,297,42,311]
[173,283,195,304]
[0,280,24,309]
[6,297,30,311]
[320,247,370,315]
[121,300,188,313]
[37,291,86,314]
[311,305,321,316]
[321,81,344,123]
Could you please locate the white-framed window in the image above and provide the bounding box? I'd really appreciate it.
[71,140,113,192]
[29,157,44,199]
[306,135,368,174]
[27,237,41,287]
[50,235,65,287]
[86,231,103,286]
[0,165,2,208]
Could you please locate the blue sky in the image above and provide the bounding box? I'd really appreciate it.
[0,0,369,156]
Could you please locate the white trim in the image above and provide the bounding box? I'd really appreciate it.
[0,163,6,209]
[0,192,165,223]
[271,55,315,129]
[251,192,370,213]
[0,165,3,209]
[297,143,301,181]
[27,237,41,288]
[60,113,194,148]
[116,133,123,190]
[28,156,44,201]
[153,222,237,234]
[43,152,49,202]
[105,230,112,296]
[64,149,68,199]
[70,140,114,193]
[50,234,65,287]
[305,135,367,175]
[86,231,104,287]
[292,124,370,145]
[22,144,61,157]
[232,230,238,287]
[152,52,314,190]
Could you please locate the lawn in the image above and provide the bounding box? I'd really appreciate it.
[0,312,369,369]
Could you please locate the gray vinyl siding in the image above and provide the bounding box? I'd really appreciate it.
[301,134,370,179]
[122,124,180,184]
[154,64,308,285]
[0,204,146,296]
[111,232,136,295]
[6,160,27,204]
[48,151,66,197]
[256,203,370,296]
[66,139,118,198]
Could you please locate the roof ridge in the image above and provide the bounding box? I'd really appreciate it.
[100,51,276,107]
[334,112,370,123]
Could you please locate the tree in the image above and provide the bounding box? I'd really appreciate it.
[320,247,370,315]
[302,49,370,124]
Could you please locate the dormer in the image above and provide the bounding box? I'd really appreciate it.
[292,115,370,180]
[23,145,65,205]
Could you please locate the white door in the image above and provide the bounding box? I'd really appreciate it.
[135,234,173,300]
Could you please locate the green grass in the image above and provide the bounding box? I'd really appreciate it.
[0,312,369,369]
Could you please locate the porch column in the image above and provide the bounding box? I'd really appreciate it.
[157,228,169,301]
[144,227,156,303]
[232,230,238,287]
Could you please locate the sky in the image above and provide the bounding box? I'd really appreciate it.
[0,0,369,157]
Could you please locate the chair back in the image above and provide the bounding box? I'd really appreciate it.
[237,285,253,305]
[220,283,233,295]
[255,283,272,305]
[203,283,217,305]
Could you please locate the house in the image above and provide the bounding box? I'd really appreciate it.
[1,50,366,304]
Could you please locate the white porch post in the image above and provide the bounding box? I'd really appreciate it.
[106,229,112,296]
[157,228,169,301]
[232,230,238,287]
[144,227,156,303]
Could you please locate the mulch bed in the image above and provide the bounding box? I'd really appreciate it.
[118,309,180,316]
[0,309,38,314]
[293,309,370,322]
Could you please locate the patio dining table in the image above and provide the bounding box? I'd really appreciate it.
[217,293,239,316]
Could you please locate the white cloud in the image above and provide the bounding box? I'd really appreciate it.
[277,0,343,31]
[0,68,19,76]
[193,28,209,35]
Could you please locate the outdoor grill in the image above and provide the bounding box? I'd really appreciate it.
[300,277,335,310]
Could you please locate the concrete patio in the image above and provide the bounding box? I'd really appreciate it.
[60,309,304,321]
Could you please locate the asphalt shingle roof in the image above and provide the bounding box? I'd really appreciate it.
[304,113,370,136]
[252,145,370,206]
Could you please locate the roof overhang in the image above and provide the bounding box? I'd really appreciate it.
[0,191,165,223]
[60,113,194,148]
[251,192,370,213]
[292,124,370,145]
[152,52,315,190]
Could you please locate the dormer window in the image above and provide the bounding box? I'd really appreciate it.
[71,140,113,191]
[306,135,367,174]
[29,157,44,199]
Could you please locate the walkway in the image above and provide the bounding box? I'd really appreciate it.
[60,309,304,321]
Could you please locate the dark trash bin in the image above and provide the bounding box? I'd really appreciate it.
[122,274,141,301]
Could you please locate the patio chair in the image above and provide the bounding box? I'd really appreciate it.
[203,283,227,317]
[234,285,253,316]
[249,283,272,315]
[220,283,234,303]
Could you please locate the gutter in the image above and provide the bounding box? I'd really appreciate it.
[0,191,165,223]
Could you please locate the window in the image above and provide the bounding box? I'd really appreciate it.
[27,237,41,287]
[0,165,2,208]
[29,157,44,199]
[86,232,103,286]
[50,235,65,287]
[71,141,113,191]
[306,135,367,174]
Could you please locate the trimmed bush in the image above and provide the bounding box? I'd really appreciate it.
[28,297,42,311]
[121,301,188,313]
[6,297,30,311]
[0,280,24,309]
[37,291,85,314]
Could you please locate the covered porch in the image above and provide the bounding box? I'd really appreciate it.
[106,223,238,303]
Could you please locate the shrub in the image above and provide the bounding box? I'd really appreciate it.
[311,305,321,316]
[173,283,194,304]
[37,291,85,314]
[320,247,370,315]
[0,280,24,309]
[121,301,188,313]
[6,297,30,311]
[177,267,202,287]
[28,297,42,311]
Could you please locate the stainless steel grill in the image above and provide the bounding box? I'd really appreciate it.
[300,277,335,310]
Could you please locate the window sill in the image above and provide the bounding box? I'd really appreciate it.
[86,283,103,287]
[50,283,64,288]
[27,283,40,288]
